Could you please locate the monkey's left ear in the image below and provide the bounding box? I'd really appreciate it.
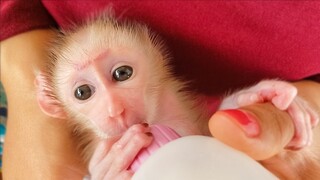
[34,73,68,119]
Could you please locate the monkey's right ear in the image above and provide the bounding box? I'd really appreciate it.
[35,73,67,119]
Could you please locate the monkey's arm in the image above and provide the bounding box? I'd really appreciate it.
[209,80,320,179]
[1,30,86,179]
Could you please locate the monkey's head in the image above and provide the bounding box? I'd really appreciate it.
[35,14,176,138]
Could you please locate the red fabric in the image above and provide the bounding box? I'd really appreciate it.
[0,0,56,40]
[1,1,319,95]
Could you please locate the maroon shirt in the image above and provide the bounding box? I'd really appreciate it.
[1,0,319,96]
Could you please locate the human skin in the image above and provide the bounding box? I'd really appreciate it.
[210,80,320,179]
[1,29,319,179]
[1,30,87,179]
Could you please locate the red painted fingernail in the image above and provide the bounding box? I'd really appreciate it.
[220,109,260,137]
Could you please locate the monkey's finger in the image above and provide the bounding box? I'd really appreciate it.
[250,80,298,110]
[108,131,153,172]
[116,123,150,146]
[265,85,297,111]
[286,99,313,150]
[96,131,152,179]
[258,87,296,111]
[104,132,152,179]
[89,123,150,173]
[91,125,152,177]
[306,101,320,128]
[103,169,133,180]
[235,80,297,110]
[209,102,295,161]
[237,92,264,107]
[88,140,113,173]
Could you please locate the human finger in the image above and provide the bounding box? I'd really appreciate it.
[209,102,295,160]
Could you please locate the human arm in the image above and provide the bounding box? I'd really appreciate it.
[1,30,86,179]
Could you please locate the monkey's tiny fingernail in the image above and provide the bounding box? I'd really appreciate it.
[145,132,153,137]
[220,109,260,138]
[141,123,149,127]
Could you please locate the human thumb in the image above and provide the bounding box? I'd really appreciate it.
[209,102,295,160]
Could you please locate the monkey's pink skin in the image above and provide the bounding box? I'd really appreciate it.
[129,124,181,172]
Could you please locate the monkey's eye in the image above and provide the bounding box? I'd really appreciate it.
[74,84,95,100]
[112,65,133,82]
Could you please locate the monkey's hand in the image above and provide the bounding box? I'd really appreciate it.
[218,80,319,150]
[87,123,153,180]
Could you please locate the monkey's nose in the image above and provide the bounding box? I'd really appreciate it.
[102,89,125,118]
[108,102,124,118]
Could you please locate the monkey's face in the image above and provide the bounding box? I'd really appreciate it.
[50,20,170,137]
[56,46,155,137]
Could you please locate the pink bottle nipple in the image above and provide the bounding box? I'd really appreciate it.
[129,124,181,172]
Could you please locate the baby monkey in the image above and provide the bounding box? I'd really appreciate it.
[35,12,318,179]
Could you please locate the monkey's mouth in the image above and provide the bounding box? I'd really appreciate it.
[99,115,144,138]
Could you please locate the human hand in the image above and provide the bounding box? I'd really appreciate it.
[218,80,319,150]
[210,80,320,179]
[87,123,153,180]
